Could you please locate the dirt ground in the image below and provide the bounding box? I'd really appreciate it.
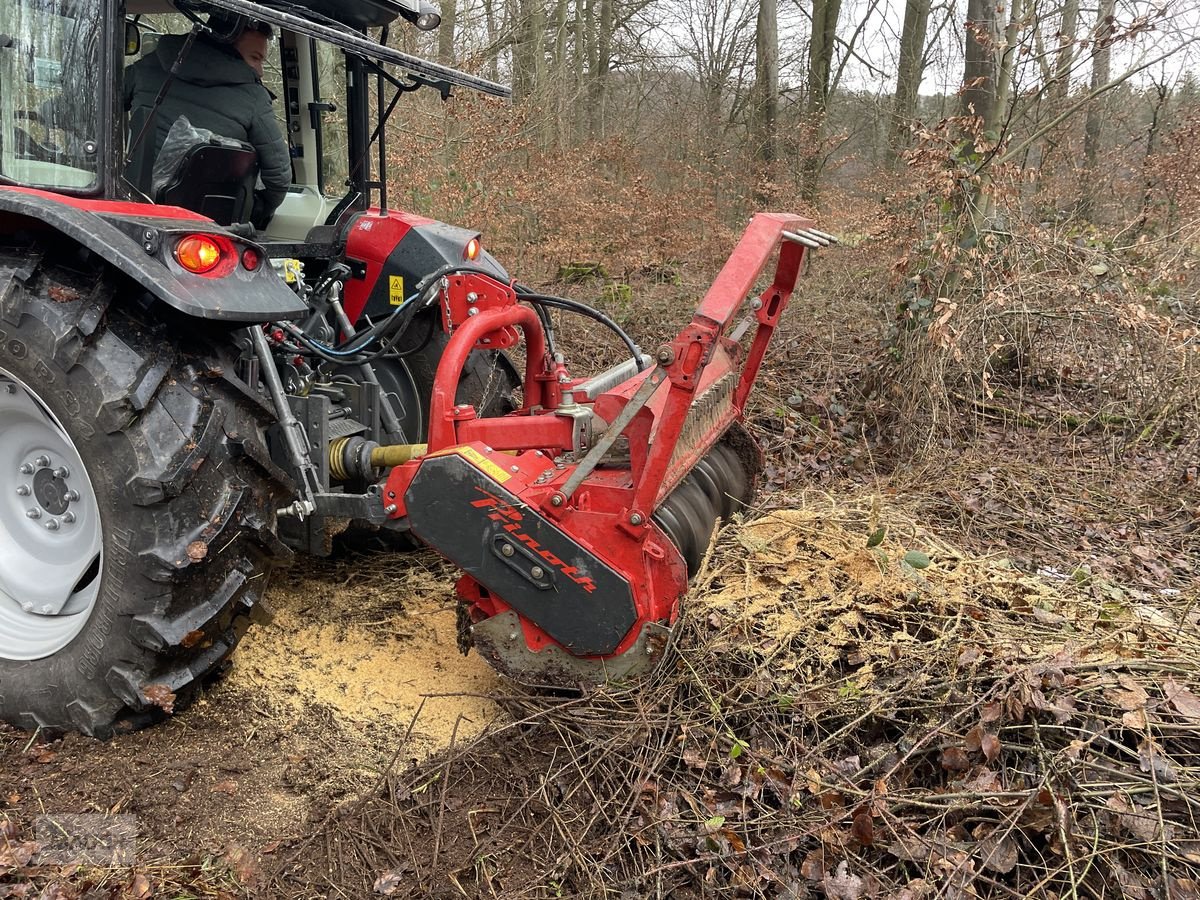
[0,551,505,893]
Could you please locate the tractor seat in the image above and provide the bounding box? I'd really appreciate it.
[154,142,258,226]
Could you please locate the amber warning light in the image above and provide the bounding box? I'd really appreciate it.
[465,237,481,262]
[175,235,224,274]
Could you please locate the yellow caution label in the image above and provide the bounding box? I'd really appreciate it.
[458,445,512,483]
[426,444,512,483]
[388,274,406,306]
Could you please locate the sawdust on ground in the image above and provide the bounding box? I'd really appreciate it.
[691,501,1107,685]
[230,553,503,757]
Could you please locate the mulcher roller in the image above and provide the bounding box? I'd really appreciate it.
[654,442,754,577]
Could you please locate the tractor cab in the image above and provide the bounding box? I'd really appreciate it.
[0,0,506,239]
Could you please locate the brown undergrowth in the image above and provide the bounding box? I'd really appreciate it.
[263,496,1200,898]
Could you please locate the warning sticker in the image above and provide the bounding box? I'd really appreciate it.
[427,445,512,483]
[388,274,406,306]
[458,445,512,483]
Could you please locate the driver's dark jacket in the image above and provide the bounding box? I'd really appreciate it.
[123,34,290,223]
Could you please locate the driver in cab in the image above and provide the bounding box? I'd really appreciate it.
[123,16,289,229]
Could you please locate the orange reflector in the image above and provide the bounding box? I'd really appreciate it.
[176,235,223,274]
[465,237,481,261]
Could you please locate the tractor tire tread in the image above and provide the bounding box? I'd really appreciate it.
[0,254,290,739]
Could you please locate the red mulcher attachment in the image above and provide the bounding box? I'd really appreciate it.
[382,214,834,686]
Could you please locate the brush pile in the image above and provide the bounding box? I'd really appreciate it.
[271,495,1200,898]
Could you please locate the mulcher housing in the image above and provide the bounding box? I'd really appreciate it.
[0,0,833,735]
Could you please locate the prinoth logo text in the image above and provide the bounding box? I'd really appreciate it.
[471,487,598,593]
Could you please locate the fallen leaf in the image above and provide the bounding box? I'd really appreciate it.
[129,873,152,899]
[374,871,404,896]
[941,747,970,772]
[823,860,863,900]
[1164,677,1200,722]
[980,701,1003,723]
[850,812,874,847]
[980,732,1000,762]
[211,780,239,796]
[800,847,826,881]
[964,726,983,752]
[186,541,208,562]
[1106,673,1149,712]
[1137,739,1178,783]
[977,831,1018,874]
[220,844,259,888]
[1122,707,1148,730]
[1107,794,1175,843]
[142,684,176,715]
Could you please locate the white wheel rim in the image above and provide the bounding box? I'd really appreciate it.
[0,367,103,660]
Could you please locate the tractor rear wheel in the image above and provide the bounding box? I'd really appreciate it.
[371,322,521,445]
[0,264,290,737]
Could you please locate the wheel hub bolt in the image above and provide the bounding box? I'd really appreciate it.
[64,490,80,503]
[52,466,70,479]
[16,485,30,496]
[45,519,59,531]
[34,456,50,468]
[62,512,76,524]
[26,508,40,519]
[19,463,33,475]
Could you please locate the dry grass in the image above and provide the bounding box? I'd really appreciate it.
[265,494,1200,898]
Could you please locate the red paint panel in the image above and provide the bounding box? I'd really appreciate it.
[0,186,211,221]
[341,208,436,323]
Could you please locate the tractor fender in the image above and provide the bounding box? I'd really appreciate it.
[0,188,307,322]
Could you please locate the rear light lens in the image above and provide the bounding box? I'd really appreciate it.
[464,237,481,262]
[175,235,223,274]
[241,247,262,271]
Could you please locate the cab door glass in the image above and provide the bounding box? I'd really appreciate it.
[0,0,101,190]
[314,41,349,200]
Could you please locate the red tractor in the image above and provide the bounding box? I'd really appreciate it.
[0,0,833,736]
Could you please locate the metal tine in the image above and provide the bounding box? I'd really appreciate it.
[782,230,820,249]
[808,227,840,244]
[798,229,833,246]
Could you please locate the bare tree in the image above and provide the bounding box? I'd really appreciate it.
[1079,0,1115,218]
[800,0,843,199]
[437,0,457,65]
[887,0,933,166]
[961,0,1000,126]
[753,0,779,163]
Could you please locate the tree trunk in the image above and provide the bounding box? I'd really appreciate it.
[753,0,779,164]
[1052,0,1078,101]
[589,0,613,137]
[800,0,842,201]
[1079,0,1114,219]
[583,0,598,136]
[991,0,1020,130]
[961,0,999,126]
[887,0,932,167]
[482,0,500,82]
[437,0,457,66]
[551,0,569,147]
[513,0,546,103]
